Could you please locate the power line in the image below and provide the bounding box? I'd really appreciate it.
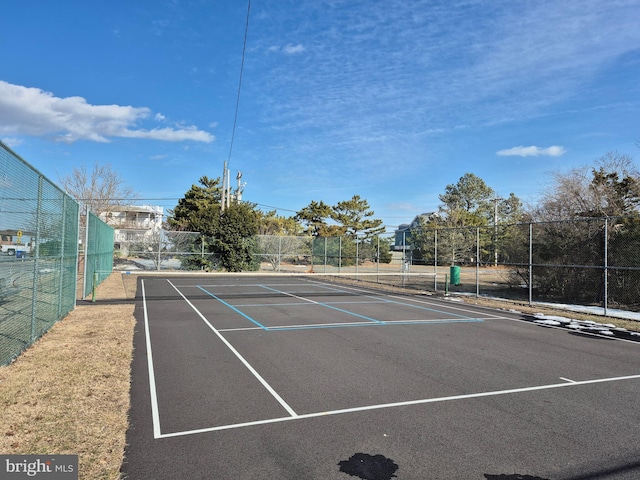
[227,0,251,168]
[222,0,251,212]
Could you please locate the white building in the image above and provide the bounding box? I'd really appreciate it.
[99,205,163,255]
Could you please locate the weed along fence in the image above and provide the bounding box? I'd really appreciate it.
[0,141,114,366]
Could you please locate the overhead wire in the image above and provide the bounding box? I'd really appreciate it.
[227,0,251,169]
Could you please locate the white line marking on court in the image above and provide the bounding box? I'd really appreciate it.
[306,279,495,320]
[217,317,488,332]
[156,373,640,439]
[387,293,508,319]
[166,280,298,418]
[219,326,265,332]
[256,284,321,305]
[258,283,385,324]
[560,377,577,383]
[219,321,378,332]
[141,280,163,439]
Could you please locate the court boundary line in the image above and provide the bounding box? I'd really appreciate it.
[257,283,385,324]
[187,278,486,330]
[196,285,269,329]
[307,280,480,320]
[156,373,640,439]
[146,279,299,434]
[141,278,640,441]
[142,280,162,439]
[217,317,487,332]
[195,282,484,331]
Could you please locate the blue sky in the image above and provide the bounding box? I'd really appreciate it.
[1,0,639,230]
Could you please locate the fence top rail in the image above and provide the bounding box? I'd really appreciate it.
[402,216,640,232]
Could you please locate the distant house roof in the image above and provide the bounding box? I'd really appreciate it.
[395,212,439,233]
[393,212,440,249]
[106,205,164,215]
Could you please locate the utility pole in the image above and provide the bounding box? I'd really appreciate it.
[493,197,502,267]
[235,171,244,202]
[221,161,227,212]
[221,161,231,212]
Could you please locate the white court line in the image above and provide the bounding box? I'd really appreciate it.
[306,279,506,319]
[157,373,640,439]
[224,321,379,331]
[141,280,162,439]
[560,377,577,383]
[166,280,298,419]
[217,317,491,332]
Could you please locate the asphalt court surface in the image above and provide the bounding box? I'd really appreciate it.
[122,275,640,479]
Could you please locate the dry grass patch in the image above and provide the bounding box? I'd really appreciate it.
[0,273,136,480]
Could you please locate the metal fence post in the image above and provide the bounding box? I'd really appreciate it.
[201,235,205,270]
[476,227,480,298]
[157,230,162,271]
[324,236,327,273]
[604,217,608,316]
[434,229,438,292]
[356,234,359,274]
[74,200,81,306]
[376,235,380,280]
[30,175,43,342]
[402,231,406,273]
[83,205,90,298]
[58,194,67,316]
[278,236,282,271]
[528,223,533,306]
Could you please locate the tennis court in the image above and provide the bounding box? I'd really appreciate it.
[122,274,640,479]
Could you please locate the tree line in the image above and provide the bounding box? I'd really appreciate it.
[61,150,640,279]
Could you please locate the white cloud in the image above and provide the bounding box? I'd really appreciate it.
[1,137,23,148]
[266,43,305,54]
[496,145,566,157]
[251,0,640,156]
[0,81,214,144]
[282,43,305,54]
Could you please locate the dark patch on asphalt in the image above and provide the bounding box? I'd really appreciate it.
[484,474,549,480]
[338,453,398,480]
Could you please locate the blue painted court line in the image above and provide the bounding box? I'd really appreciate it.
[307,280,478,320]
[268,321,383,331]
[258,284,385,325]
[197,285,269,330]
[267,317,484,331]
[238,300,390,308]
[196,283,483,332]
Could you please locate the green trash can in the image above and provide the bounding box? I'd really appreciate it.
[450,265,461,286]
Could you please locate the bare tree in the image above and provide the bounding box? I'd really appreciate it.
[531,151,640,220]
[59,162,137,219]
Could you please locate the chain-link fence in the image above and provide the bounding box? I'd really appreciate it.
[82,211,115,298]
[114,221,640,315]
[405,217,640,314]
[0,141,113,365]
[114,232,400,273]
[114,230,437,289]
